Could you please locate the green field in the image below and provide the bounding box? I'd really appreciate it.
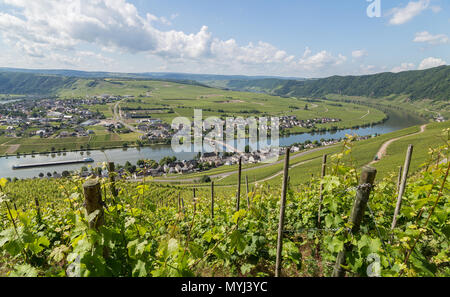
[326,94,449,121]
[1,126,137,155]
[58,79,387,130]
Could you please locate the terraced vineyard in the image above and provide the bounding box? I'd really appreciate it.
[0,128,448,277]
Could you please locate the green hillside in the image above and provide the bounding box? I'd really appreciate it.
[0,72,77,95]
[218,66,450,102]
[0,72,208,96]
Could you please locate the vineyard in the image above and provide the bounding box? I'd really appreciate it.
[0,130,449,277]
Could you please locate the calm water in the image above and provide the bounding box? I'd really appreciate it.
[0,99,21,105]
[0,109,426,178]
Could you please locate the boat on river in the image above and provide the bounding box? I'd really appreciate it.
[12,158,94,170]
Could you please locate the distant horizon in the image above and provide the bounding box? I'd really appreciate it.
[1,64,448,81]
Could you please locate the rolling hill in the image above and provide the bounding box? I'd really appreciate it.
[0,66,448,103]
[219,66,450,102]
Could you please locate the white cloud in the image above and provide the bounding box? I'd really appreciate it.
[352,50,368,59]
[418,57,447,70]
[389,0,432,25]
[0,0,349,76]
[413,31,449,45]
[293,49,347,72]
[391,62,416,73]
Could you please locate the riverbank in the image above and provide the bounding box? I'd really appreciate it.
[0,110,390,158]
[0,106,427,179]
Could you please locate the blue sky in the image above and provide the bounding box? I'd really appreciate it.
[0,0,448,77]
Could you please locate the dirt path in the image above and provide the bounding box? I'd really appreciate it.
[0,139,20,154]
[4,144,20,154]
[369,124,427,165]
[360,110,370,119]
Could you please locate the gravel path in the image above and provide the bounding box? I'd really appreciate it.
[369,124,427,165]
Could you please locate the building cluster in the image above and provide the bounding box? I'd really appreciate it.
[434,115,446,122]
[279,116,341,129]
[137,119,174,142]
[0,98,119,138]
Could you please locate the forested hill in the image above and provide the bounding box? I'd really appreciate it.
[224,66,450,101]
[0,71,209,95]
[1,65,449,100]
[0,72,77,95]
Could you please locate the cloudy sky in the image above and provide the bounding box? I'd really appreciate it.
[0,0,448,78]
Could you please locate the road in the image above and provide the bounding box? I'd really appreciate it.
[113,100,145,135]
[369,124,428,165]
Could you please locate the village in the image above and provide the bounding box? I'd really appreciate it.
[0,96,123,138]
[279,115,341,129]
[67,133,376,181]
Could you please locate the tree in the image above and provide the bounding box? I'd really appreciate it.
[124,161,137,174]
[39,173,44,178]
[62,171,71,178]
[47,172,52,177]
[137,159,145,168]
[159,156,177,166]
[200,175,211,183]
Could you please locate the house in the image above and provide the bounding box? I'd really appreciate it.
[59,131,70,138]
[47,111,63,118]
[175,164,183,174]
[36,130,46,136]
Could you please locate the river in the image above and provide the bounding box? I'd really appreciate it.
[0,109,426,179]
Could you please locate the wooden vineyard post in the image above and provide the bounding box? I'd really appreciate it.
[83,180,105,230]
[108,162,118,199]
[211,181,214,219]
[193,187,197,212]
[34,197,42,224]
[391,145,413,230]
[317,154,328,227]
[275,147,290,277]
[178,192,181,213]
[246,175,250,209]
[236,157,242,212]
[332,166,377,277]
[181,197,185,215]
[396,166,403,195]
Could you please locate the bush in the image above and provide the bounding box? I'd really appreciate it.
[199,175,211,183]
